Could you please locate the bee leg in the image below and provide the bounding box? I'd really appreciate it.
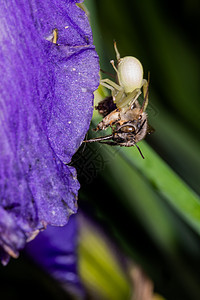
[99,140,119,146]
[83,134,113,143]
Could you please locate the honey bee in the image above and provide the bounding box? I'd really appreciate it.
[84,42,153,159]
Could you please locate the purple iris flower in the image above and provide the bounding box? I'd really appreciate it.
[26,215,85,298]
[0,0,99,265]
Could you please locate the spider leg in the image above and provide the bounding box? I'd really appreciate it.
[140,72,150,112]
[117,88,141,108]
[100,79,123,92]
[113,40,121,61]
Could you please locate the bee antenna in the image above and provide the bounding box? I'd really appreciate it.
[136,119,147,134]
[136,144,145,159]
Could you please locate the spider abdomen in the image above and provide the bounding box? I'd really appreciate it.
[118,56,143,93]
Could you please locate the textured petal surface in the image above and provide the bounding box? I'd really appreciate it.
[0,0,99,264]
[26,215,84,298]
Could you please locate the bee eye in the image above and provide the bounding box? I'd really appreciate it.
[120,126,136,133]
[128,126,135,132]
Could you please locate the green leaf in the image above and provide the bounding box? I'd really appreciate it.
[119,143,200,234]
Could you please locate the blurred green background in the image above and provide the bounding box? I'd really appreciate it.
[1,1,200,299]
[77,0,200,299]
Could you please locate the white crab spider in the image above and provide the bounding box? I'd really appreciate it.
[101,42,148,109]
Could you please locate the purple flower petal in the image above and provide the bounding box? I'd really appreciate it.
[0,0,99,264]
[25,215,84,298]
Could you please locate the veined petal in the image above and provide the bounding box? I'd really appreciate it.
[25,215,85,298]
[0,0,99,264]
